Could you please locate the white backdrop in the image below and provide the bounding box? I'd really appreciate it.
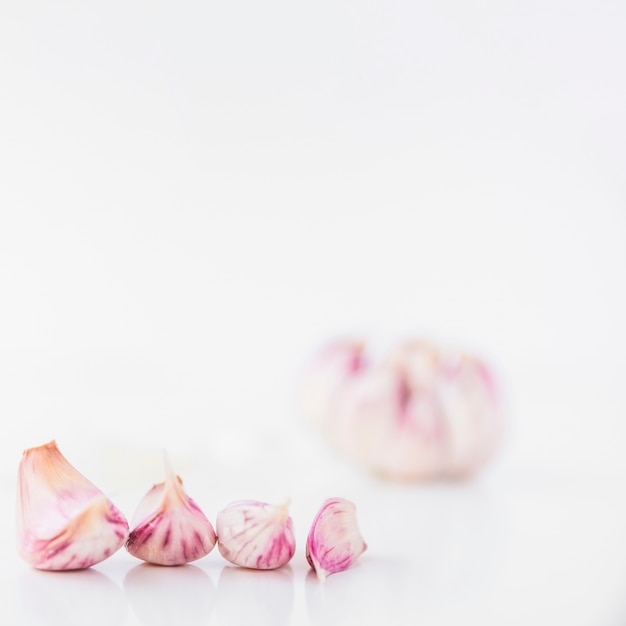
[1,2,625,624]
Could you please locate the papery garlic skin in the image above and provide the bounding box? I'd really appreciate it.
[301,339,503,481]
[216,500,295,569]
[17,441,129,570]
[306,497,366,582]
[126,457,216,566]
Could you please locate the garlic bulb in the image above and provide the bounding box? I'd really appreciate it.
[300,339,503,481]
[216,500,295,570]
[306,498,367,581]
[16,440,129,570]
[126,455,216,565]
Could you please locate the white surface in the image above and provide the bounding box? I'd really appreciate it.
[2,467,626,626]
[1,1,626,624]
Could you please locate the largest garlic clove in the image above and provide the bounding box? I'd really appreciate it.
[216,500,296,569]
[17,440,129,570]
[306,497,367,582]
[126,455,216,566]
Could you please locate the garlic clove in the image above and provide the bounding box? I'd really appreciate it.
[216,500,295,570]
[126,454,216,566]
[17,440,129,570]
[306,498,367,582]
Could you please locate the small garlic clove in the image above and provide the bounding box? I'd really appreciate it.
[216,500,295,569]
[17,440,129,570]
[126,454,216,566]
[306,497,367,582]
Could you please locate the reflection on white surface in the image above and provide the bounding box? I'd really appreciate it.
[305,558,406,626]
[215,565,294,626]
[389,485,507,605]
[124,563,215,626]
[18,568,127,626]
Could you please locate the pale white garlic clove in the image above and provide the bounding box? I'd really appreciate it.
[216,500,295,569]
[16,440,129,570]
[126,455,216,566]
[306,497,367,582]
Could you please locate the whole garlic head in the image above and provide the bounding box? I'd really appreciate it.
[17,441,129,570]
[306,497,367,581]
[301,338,503,481]
[216,500,296,570]
[126,455,217,566]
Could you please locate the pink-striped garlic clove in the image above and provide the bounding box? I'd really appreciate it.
[16,440,129,571]
[126,455,216,566]
[306,497,367,582]
[216,500,295,570]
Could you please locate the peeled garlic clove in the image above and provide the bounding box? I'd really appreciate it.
[17,440,129,570]
[306,497,367,582]
[216,500,295,569]
[126,455,216,566]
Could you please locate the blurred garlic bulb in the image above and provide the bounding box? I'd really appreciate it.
[216,500,295,569]
[126,455,216,565]
[300,339,503,481]
[17,441,129,570]
[306,498,367,582]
